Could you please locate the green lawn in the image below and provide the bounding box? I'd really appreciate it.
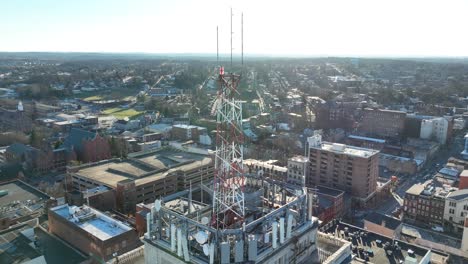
[83,95,103,102]
[102,107,143,119]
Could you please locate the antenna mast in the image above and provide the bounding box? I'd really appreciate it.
[216,26,219,63]
[230,7,233,69]
[211,10,245,230]
[241,12,243,66]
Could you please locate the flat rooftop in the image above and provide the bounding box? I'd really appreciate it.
[73,149,212,188]
[316,185,344,198]
[319,142,379,158]
[51,204,132,241]
[322,221,434,264]
[289,155,308,163]
[0,181,49,207]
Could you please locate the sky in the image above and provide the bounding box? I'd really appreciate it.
[1,0,468,57]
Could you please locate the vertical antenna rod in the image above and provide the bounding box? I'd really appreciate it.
[230,7,233,69]
[217,26,219,63]
[241,12,243,66]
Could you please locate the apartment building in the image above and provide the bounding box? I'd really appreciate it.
[306,133,379,203]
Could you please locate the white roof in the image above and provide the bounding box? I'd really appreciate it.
[319,142,379,158]
[52,204,131,241]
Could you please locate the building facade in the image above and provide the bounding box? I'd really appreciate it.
[444,189,468,233]
[287,156,309,187]
[245,159,287,181]
[307,134,379,202]
[359,108,406,138]
[420,117,450,144]
[403,183,448,227]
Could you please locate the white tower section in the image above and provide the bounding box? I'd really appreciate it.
[211,67,245,229]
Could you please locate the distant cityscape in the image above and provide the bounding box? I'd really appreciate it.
[1,52,468,263]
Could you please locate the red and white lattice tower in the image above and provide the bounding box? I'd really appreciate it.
[211,66,245,229]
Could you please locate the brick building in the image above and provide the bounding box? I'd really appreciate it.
[48,204,140,261]
[314,186,345,225]
[62,128,111,163]
[314,101,354,130]
[359,108,406,138]
[403,181,452,227]
[5,143,68,173]
[171,124,207,141]
[307,134,379,203]
[346,135,385,151]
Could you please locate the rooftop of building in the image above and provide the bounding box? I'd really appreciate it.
[73,148,212,188]
[406,180,456,199]
[363,108,406,114]
[316,185,344,198]
[51,204,132,241]
[172,124,206,130]
[348,134,386,144]
[144,176,320,264]
[0,219,87,264]
[461,170,468,178]
[244,159,287,172]
[288,155,308,163]
[319,142,379,158]
[364,212,401,231]
[0,180,50,212]
[321,221,438,264]
[446,189,468,201]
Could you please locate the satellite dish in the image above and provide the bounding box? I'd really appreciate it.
[201,217,209,225]
[195,231,208,244]
[203,244,210,256]
[154,199,161,212]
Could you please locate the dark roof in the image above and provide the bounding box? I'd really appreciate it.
[62,128,97,152]
[316,185,344,198]
[364,212,401,231]
[6,143,31,156]
[447,189,468,201]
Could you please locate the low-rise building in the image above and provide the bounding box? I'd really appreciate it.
[314,185,345,225]
[244,159,287,181]
[444,189,468,233]
[403,181,453,227]
[379,153,422,175]
[364,212,402,239]
[286,155,308,186]
[67,148,213,214]
[48,204,140,261]
[0,180,55,230]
